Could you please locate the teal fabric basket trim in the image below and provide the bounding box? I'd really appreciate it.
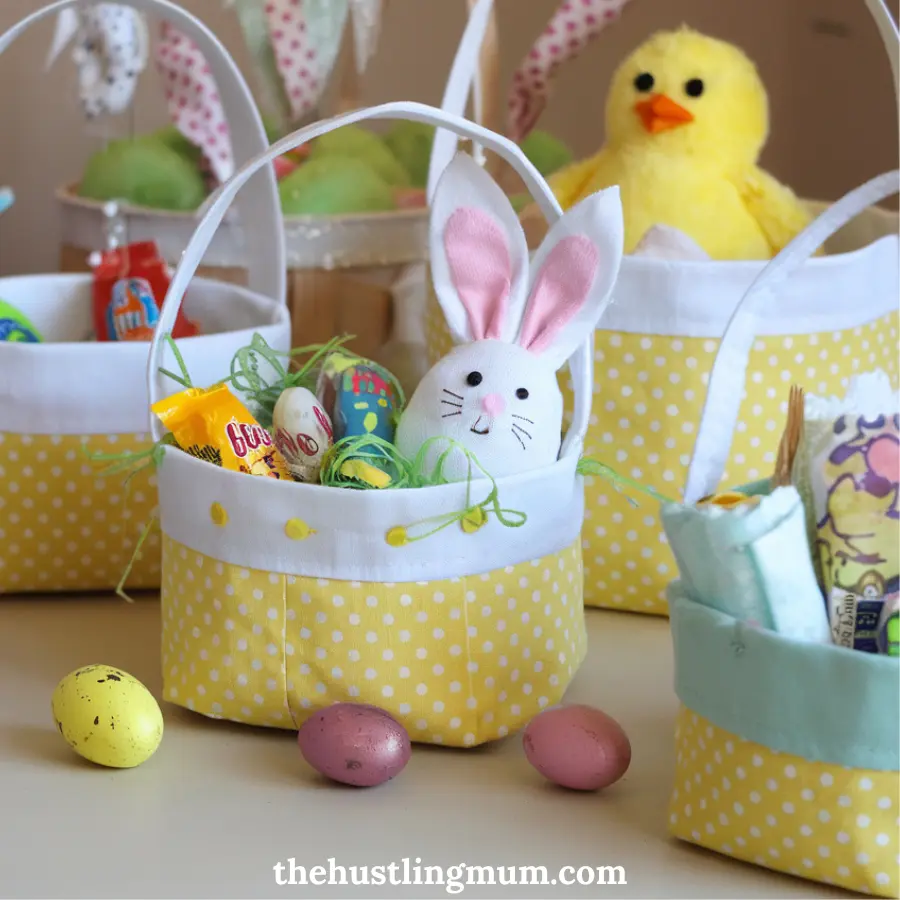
[669,586,900,771]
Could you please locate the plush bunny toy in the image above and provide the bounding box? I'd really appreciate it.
[395,152,624,482]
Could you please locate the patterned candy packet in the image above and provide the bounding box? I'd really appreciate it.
[793,371,899,652]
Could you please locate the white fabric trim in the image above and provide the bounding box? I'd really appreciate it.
[603,228,897,339]
[0,274,290,435]
[157,448,584,582]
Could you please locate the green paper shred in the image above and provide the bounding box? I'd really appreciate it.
[576,456,676,506]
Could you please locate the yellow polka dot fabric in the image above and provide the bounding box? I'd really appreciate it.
[0,433,160,594]
[160,534,586,747]
[425,296,900,615]
[671,707,900,898]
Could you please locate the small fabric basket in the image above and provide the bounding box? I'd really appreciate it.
[661,170,900,897]
[423,0,900,615]
[666,580,899,898]
[150,99,604,747]
[0,0,291,595]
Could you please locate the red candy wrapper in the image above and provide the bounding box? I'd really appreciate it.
[91,241,200,342]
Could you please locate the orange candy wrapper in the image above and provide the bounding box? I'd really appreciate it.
[152,384,293,480]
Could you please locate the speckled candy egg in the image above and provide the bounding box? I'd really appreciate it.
[51,665,164,768]
[297,703,411,787]
[523,705,631,791]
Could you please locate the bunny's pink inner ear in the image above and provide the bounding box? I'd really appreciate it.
[517,235,599,356]
[443,208,512,342]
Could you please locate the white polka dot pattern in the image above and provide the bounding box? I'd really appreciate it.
[425,296,900,615]
[0,433,160,594]
[671,707,900,898]
[160,535,586,746]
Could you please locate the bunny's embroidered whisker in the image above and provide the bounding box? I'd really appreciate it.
[512,414,534,424]
[511,429,527,450]
[441,399,463,409]
[512,423,533,441]
[442,389,464,401]
[442,411,462,418]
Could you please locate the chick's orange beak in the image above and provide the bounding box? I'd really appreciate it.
[634,93,694,133]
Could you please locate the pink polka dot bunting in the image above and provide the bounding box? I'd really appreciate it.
[262,0,323,122]
[153,22,234,184]
[507,0,633,143]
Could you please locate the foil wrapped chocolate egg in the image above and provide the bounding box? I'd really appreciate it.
[297,703,411,787]
[523,704,631,791]
[272,386,333,483]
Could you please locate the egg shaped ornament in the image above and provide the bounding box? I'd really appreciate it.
[51,665,164,768]
[272,386,334,483]
[297,703,411,787]
[523,705,631,791]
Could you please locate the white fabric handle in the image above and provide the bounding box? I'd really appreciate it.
[427,0,494,202]
[683,169,900,505]
[865,0,900,89]
[0,0,285,305]
[147,101,601,458]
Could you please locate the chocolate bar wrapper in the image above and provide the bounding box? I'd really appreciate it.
[793,371,899,651]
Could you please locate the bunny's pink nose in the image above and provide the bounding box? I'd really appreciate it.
[481,393,506,417]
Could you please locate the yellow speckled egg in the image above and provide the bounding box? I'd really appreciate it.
[51,665,164,768]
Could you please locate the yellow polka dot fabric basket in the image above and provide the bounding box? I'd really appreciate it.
[661,172,900,898]
[424,0,900,616]
[149,99,613,747]
[0,0,290,595]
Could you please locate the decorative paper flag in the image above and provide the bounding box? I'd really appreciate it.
[46,4,149,119]
[154,22,234,184]
[506,0,633,143]
[263,0,350,123]
[225,0,293,132]
[349,0,383,74]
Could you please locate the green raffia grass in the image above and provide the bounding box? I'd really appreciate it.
[321,435,527,545]
[224,333,358,429]
[576,456,675,506]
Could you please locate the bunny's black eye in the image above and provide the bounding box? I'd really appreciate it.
[685,78,704,97]
[516,388,529,400]
[634,72,654,92]
[466,371,483,387]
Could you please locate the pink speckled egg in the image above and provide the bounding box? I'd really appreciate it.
[297,703,411,787]
[523,705,631,791]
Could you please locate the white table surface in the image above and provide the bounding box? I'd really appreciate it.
[0,598,856,899]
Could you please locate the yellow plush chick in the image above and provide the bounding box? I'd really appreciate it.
[547,28,813,259]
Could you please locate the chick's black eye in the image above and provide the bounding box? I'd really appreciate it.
[466,371,483,387]
[634,72,654,92]
[515,388,529,400]
[685,78,704,97]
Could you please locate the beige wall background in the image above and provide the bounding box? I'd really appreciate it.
[0,0,897,276]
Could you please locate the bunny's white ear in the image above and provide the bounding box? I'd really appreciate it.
[430,152,529,345]
[515,186,624,370]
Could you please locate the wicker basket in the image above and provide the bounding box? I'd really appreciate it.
[57,0,500,368]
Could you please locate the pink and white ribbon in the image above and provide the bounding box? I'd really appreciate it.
[263,0,349,123]
[506,0,633,144]
[154,22,234,184]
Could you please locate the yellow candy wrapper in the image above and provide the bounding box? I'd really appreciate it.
[152,383,293,480]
